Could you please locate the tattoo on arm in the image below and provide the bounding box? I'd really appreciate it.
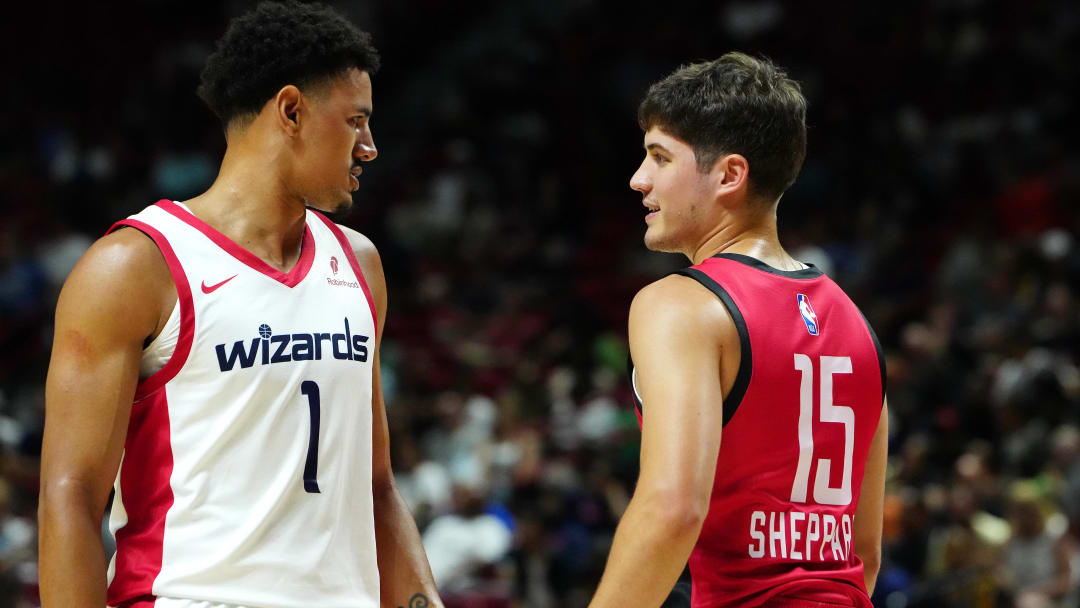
[397,593,429,608]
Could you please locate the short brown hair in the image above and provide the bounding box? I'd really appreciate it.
[638,52,807,203]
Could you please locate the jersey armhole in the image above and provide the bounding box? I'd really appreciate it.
[856,308,887,406]
[106,220,195,402]
[672,268,751,427]
[628,353,644,418]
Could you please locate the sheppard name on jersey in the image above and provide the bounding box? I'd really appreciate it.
[748,509,854,563]
[216,318,370,372]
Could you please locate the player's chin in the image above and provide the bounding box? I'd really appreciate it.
[332,194,354,214]
[644,234,683,255]
[307,192,353,215]
[643,227,670,252]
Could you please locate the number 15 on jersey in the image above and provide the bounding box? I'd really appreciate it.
[790,354,854,506]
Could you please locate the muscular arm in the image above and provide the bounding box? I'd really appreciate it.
[853,399,888,596]
[344,227,442,608]
[590,277,730,607]
[39,228,172,607]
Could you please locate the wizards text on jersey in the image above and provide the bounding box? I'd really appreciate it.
[215,317,370,372]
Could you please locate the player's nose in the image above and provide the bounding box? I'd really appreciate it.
[629,166,650,193]
[354,129,377,162]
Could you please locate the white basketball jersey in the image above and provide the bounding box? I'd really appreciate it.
[104,200,380,608]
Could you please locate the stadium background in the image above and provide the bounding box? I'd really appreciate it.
[2,0,1079,606]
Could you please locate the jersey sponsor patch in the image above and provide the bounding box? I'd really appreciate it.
[797,293,819,336]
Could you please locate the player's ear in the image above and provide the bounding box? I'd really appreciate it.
[274,85,303,135]
[713,153,749,200]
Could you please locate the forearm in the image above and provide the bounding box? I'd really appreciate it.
[590,493,703,607]
[39,493,108,607]
[373,478,442,608]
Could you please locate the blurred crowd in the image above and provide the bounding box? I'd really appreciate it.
[2,0,1079,606]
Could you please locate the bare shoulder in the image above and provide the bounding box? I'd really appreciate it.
[336,225,383,281]
[630,274,731,330]
[58,226,174,342]
[337,225,380,267]
[67,227,172,294]
[334,224,386,322]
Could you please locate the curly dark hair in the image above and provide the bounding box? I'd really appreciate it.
[638,53,807,203]
[197,0,380,127]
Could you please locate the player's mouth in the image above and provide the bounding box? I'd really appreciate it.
[643,200,660,223]
[349,165,362,191]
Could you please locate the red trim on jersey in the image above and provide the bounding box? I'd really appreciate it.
[154,200,315,287]
[106,219,195,403]
[106,389,175,606]
[311,211,379,339]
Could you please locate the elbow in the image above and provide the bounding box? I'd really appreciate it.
[38,476,104,538]
[371,471,398,504]
[644,489,708,536]
[39,476,98,515]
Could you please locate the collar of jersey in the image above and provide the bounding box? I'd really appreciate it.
[156,199,316,288]
[710,253,824,279]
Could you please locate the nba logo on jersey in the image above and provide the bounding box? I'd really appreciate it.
[797,293,819,335]
[330,256,339,275]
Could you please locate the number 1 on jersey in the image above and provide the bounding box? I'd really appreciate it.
[791,354,854,506]
[300,381,322,493]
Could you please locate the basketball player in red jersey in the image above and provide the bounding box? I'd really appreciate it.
[590,53,887,608]
[39,2,442,607]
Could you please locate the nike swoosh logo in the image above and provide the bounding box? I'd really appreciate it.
[201,274,238,294]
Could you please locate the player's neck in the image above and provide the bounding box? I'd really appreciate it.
[688,208,802,271]
[181,146,308,272]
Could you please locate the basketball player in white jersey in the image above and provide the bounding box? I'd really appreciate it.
[39,2,442,607]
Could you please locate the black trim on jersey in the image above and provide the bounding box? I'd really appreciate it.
[662,578,692,608]
[674,268,751,427]
[858,309,887,405]
[712,253,823,279]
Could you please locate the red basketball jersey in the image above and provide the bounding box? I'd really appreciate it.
[631,254,885,608]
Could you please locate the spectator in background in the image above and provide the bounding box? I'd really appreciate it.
[1000,482,1072,606]
[423,482,513,596]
